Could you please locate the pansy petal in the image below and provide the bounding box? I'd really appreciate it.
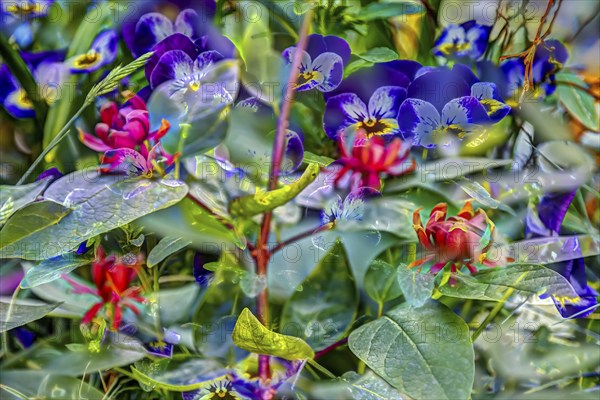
[4,88,35,119]
[324,64,410,102]
[311,52,343,92]
[100,148,151,176]
[465,24,491,59]
[367,86,407,120]
[174,8,200,38]
[282,130,304,175]
[193,50,223,72]
[282,47,312,73]
[323,93,368,139]
[149,50,194,88]
[305,34,351,65]
[538,190,576,233]
[441,96,489,126]
[0,65,18,103]
[146,33,199,82]
[397,98,441,146]
[91,29,118,63]
[134,13,174,56]
[433,24,466,57]
[471,82,511,121]
[407,71,471,111]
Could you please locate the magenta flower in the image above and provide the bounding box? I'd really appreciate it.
[78,95,174,175]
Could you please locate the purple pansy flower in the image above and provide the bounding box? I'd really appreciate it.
[1,0,54,47]
[479,39,569,101]
[0,50,66,118]
[322,63,419,139]
[283,34,351,93]
[122,4,217,58]
[399,66,510,147]
[182,358,304,400]
[66,29,118,74]
[526,191,598,318]
[433,20,491,60]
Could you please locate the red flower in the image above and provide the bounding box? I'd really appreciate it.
[410,201,498,275]
[67,247,145,330]
[333,131,415,191]
[78,95,175,175]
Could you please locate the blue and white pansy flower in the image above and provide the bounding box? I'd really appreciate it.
[1,0,54,47]
[66,29,118,73]
[282,34,351,92]
[433,20,491,60]
[0,50,66,118]
[323,63,416,140]
[398,95,490,148]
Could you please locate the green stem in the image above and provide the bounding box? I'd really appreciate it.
[471,287,515,341]
[17,104,89,184]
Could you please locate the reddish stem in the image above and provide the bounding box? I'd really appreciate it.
[255,9,314,393]
[314,337,349,359]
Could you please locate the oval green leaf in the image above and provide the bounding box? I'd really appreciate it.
[348,301,474,400]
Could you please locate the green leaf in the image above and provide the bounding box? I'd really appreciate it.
[229,163,319,218]
[341,371,406,400]
[0,180,50,226]
[21,253,94,289]
[456,178,515,215]
[131,359,229,391]
[419,158,514,181]
[438,264,581,301]
[397,263,435,307]
[34,339,146,376]
[556,71,599,131]
[303,151,335,167]
[356,47,398,63]
[280,241,358,350]
[0,301,62,332]
[0,171,188,260]
[344,59,373,77]
[147,236,192,268]
[360,1,424,21]
[232,308,315,360]
[364,259,403,304]
[348,301,474,400]
[0,371,105,400]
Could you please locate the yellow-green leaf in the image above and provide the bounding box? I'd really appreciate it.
[232,308,315,360]
[229,163,319,218]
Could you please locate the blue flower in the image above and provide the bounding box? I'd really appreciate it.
[526,190,598,318]
[66,29,118,73]
[0,50,66,119]
[123,6,218,58]
[433,20,491,60]
[479,39,569,101]
[1,0,53,27]
[283,34,350,92]
[398,66,510,147]
[322,63,418,139]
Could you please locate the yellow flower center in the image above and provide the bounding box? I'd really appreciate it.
[74,52,100,68]
[7,2,43,15]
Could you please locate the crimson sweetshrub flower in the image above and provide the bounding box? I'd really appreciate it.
[411,201,497,275]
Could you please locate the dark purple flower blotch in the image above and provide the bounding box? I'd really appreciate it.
[283,34,350,93]
[66,30,118,74]
[433,20,491,60]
